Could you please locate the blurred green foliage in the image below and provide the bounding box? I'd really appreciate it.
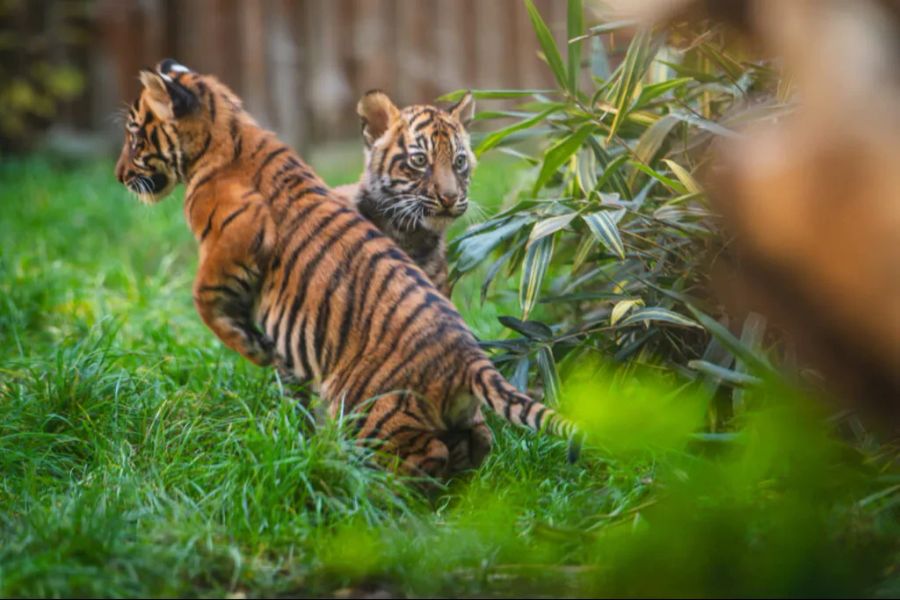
[442,0,789,434]
[0,0,87,152]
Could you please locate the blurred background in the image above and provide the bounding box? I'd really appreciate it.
[0,0,618,154]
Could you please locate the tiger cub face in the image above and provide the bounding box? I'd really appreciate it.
[357,90,476,234]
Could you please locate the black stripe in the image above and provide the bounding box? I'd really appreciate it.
[250,138,268,158]
[197,284,240,298]
[220,203,250,232]
[230,116,242,161]
[200,205,218,241]
[275,207,354,302]
[186,132,212,171]
[252,147,289,187]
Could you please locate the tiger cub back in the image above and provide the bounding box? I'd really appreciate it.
[335,91,475,297]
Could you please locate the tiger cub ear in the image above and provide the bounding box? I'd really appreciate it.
[447,91,475,129]
[138,68,198,121]
[357,90,400,147]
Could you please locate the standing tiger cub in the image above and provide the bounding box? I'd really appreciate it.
[335,91,474,298]
[115,60,577,478]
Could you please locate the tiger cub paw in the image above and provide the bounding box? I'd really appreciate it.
[245,331,275,367]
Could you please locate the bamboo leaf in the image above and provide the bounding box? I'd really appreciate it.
[688,360,763,386]
[525,0,569,93]
[537,346,561,405]
[438,89,554,102]
[619,307,702,329]
[630,161,687,194]
[528,212,577,246]
[633,114,679,166]
[635,77,693,106]
[582,211,625,259]
[567,0,584,94]
[480,239,525,303]
[519,234,555,319]
[475,105,562,155]
[687,305,777,375]
[499,316,553,341]
[594,153,629,192]
[510,357,531,393]
[572,234,595,272]
[606,30,657,142]
[455,215,532,272]
[576,147,597,196]
[662,159,702,194]
[610,298,643,326]
[533,123,595,194]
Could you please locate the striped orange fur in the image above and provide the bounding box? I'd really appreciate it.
[335,90,475,298]
[114,60,577,478]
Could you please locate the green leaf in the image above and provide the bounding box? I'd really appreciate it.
[455,215,532,272]
[525,0,569,93]
[567,0,584,94]
[582,211,625,260]
[662,159,702,194]
[576,147,597,196]
[605,30,657,142]
[610,298,643,326]
[480,239,525,303]
[594,153,629,193]
[510,357,531,392]
[533,123,595,194]
[688,360,763,387]
[630,161,687,194]
[571,233,595,272]
[619,307,702,329]
[528,212,577,246]
[635,77,693,106]
[537,346,561,405]
[437,89,554,102]
[686,305,776,375]
[633,114,679,166]
[498,316,553,341]
[475,105,562,156]
[519,234,555,319]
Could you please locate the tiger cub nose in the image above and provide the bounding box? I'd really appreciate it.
[438,191,459,208]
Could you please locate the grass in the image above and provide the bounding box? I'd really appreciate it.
[1,152,899,597]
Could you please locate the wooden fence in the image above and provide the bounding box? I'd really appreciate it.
[58,0,574,150]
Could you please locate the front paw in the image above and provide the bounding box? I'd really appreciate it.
[247,332,275,367]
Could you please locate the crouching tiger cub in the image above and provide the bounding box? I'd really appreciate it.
[334,90,475,298]
[115,60,578,478]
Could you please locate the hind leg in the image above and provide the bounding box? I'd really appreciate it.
[443,407,493,474]
[354,393,449,479]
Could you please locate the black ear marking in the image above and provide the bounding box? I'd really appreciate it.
[163,77,199,118]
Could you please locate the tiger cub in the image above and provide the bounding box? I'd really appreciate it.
[334,91,474,298]
[115,60,577,478]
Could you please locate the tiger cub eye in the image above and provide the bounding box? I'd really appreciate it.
[408,153,427,169]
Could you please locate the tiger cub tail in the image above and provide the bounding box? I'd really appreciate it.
[466,355,583,462]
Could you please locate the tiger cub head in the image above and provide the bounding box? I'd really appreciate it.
[115,59,244,204]
[356,90,476,233]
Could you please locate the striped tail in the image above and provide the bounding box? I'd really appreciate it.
[466,356,579,444]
